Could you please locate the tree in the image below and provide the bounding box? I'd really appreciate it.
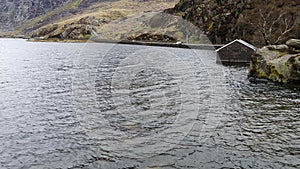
[256,8,294,45]
[245,0,296,45]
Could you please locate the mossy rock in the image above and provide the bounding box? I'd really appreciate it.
[249,47,300,85]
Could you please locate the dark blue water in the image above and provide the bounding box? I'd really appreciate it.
[0,39,299,169]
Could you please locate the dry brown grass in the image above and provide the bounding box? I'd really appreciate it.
[31,0,179,34]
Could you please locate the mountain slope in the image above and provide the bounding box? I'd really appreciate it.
[0,0,72,32]
[0,0,179,39]
[27,0,179,41]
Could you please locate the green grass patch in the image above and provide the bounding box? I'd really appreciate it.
[83,34,92,39]
[70,0,83,9]
[278,51,288,57]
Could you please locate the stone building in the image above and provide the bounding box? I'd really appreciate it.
[216,39,256,64]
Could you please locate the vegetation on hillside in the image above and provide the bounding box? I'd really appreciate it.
[15,0,179,41]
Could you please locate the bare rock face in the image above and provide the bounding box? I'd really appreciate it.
[165,0,251,44]
[31,14,107,40]
[165,0,300,46]
[78,16,108,26]
[60,25,94,39]
[249,42,300,84]
[0,0,71,32]
[0,0,114,33]
[32,23,95,40]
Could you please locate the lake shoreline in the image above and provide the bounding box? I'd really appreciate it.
[24,37,224,50]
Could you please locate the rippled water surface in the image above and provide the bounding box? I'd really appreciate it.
[0,39,299,169]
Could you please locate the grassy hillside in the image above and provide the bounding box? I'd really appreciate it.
[93,11,211,44]
[1,0,179,41]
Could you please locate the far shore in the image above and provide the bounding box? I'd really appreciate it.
[25,38,224,50]
[0,36,224,50]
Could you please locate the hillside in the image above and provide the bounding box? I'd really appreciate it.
[2,0,298,46]
[0,0,179,40]
[29,0,180,41]
[90,11,212,44]
[165,0,300,46]
[0,0,71,32]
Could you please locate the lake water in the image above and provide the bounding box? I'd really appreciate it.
[0,39,299,169]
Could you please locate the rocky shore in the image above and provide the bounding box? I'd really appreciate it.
[249,39,300,85]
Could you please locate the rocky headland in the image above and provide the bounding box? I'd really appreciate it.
[249,39,300,85]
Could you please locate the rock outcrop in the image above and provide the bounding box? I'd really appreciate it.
[127,33,177,42]
[30,15,107,40]
[249,39,300,84]
[286,39,300,50]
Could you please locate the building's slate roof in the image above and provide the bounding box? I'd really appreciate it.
[216,39,256,52]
